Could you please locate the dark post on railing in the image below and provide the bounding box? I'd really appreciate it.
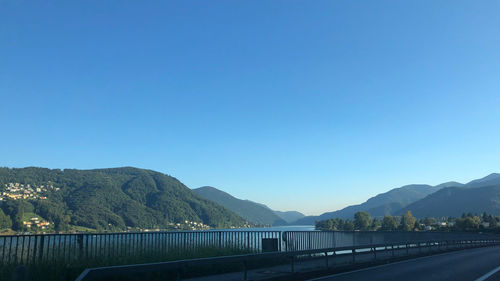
[38,235,45,263]
[262,238,279,252]
[77,234,84,260]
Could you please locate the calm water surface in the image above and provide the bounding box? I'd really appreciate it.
[218,225,315,231]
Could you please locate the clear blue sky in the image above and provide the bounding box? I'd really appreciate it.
[1,1,499,215]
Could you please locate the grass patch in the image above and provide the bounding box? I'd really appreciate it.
[67,225,96,233]
[21,212,43,222]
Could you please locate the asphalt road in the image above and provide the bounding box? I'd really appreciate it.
[309,246,500,281]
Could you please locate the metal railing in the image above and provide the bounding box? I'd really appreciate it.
[282,231,497,251]
[74,236,500,281]
[0,230,281,266]
[1,230,498,266]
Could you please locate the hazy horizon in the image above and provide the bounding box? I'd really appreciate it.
[2,1,499,215]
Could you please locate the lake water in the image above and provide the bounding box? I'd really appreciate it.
[217,225,316,232]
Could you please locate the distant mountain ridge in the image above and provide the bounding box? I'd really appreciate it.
[292,173,500,224]
[273,210,305,223]
[398,184,500,218]
[193,186,287,226]
[465,173,500,188]
[293,184,445,224]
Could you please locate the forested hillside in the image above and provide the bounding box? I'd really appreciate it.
[193,186,286,226]
[0,167,246,232]
[397,184,500,218]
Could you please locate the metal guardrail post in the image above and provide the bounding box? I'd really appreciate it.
[283,232,288,252]
[290,256,295,273]
[77,234,84,260]
[176,265,182,281]
[308,232,311,250]
[32,236,38,265]
[279,232,282,252]
[325,252,329,268]
[243,260,248,280]
[38,235,45,263]
[352,249,356,264]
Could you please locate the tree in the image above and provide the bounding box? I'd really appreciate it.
[343,220,355,231]
[423,217,436,226]
[370,218,381,231]
[400,211,417,231]
[381,216,398,231]
[456,216,481,231]
[0,209,12,229]
[354,212,371,231]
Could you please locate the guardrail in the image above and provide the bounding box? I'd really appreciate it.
[282,231,497,251]
[0,230,281,266]
[1,230,498,267]
[75,237,500,281]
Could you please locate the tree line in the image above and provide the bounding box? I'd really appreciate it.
[315,211,500,233]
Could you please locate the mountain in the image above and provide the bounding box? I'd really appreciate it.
[293,184,444,225]
[293,173,500,225]
[465,173,500,188]
[274,210,305,223]
[193,186,286,226]
[397,184,500,217]
[434,181,464,188]
[0,167,246,231]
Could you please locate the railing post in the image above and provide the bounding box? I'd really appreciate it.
[176,265,182,281]
[352,249,356,264]
[1,236,6,265]
[77,234,84,260]
[32,236,38,265]
[218,232,221,249]
[278,232,282,252]
[86,234,90,260]
[325,252,329,268]
[308,232,311,250]
[243,260,248,280]
[290,256,295,273]
[38,235,45,263]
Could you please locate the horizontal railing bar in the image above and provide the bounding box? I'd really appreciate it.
[0,230,284,238]
[3,229,500,237]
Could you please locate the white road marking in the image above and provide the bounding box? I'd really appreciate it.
[307,250,455,280]
[307,247,497,281]
[474,265,500,281]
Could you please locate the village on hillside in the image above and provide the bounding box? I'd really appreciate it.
[0,182,59,201]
